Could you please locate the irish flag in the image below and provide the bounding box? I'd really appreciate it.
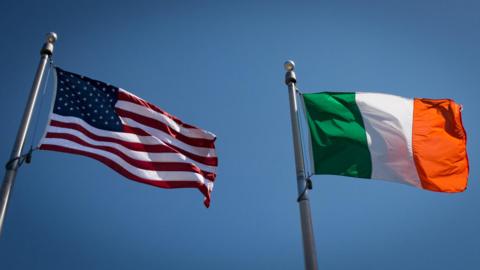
[302,92,469,192]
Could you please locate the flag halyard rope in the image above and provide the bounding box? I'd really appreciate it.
[5,58,54,170]
[295,88,313,202]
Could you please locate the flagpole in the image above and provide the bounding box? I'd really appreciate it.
[284,60,318,270]
[0,32,57,235]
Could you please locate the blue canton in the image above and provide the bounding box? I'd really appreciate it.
[54,67,123,131]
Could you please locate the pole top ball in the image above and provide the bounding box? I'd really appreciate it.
[46,32,57,44]
[284,60,295,72]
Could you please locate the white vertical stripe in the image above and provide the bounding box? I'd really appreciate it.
[355,92,422,187]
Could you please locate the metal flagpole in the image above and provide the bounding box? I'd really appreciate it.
[284,60,318,270]
[0,32,57,235]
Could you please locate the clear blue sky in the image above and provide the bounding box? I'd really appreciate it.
[0,0,478,269]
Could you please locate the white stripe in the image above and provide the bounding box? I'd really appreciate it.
[47,114,217,159]
[41,138,208,183]
[116,100,216,140]
[120,117,216,158]
[42,125,217,173]
[48,114,168,145]
[355,92,421,187]
[119,88,216,140]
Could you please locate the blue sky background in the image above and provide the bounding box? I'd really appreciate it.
[0,0,478,269]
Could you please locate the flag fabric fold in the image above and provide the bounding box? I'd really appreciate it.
[302,91,468,192]
[39,67,217,207]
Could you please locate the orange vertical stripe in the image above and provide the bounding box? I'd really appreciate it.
[412,98,469,192]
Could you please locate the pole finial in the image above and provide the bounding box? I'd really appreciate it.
[284,60,297,85]
[46,32,57,44]
[284,60,295,72]
[41,32,57,56]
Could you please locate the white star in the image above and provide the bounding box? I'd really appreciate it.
[99,116,103,119]
[92,119,96,122]
[59,97,63,101]
[57,107,61,110]
[104,121,108,125]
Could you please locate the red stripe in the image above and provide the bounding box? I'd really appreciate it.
[49,120,218,166]
[50,120,174,152]
[39,144,211,207]
[168,143,217,166]
[122,124,150,136]
[118,90,197,129]
[44,132,217,181]
[116,108,215,148]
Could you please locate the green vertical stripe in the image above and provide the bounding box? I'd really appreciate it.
[302,92,372,178]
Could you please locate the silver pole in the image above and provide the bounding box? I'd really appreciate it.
[0,32,57,235]
[284,60,318,270]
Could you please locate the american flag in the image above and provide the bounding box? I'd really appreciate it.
[39,67,217,207]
